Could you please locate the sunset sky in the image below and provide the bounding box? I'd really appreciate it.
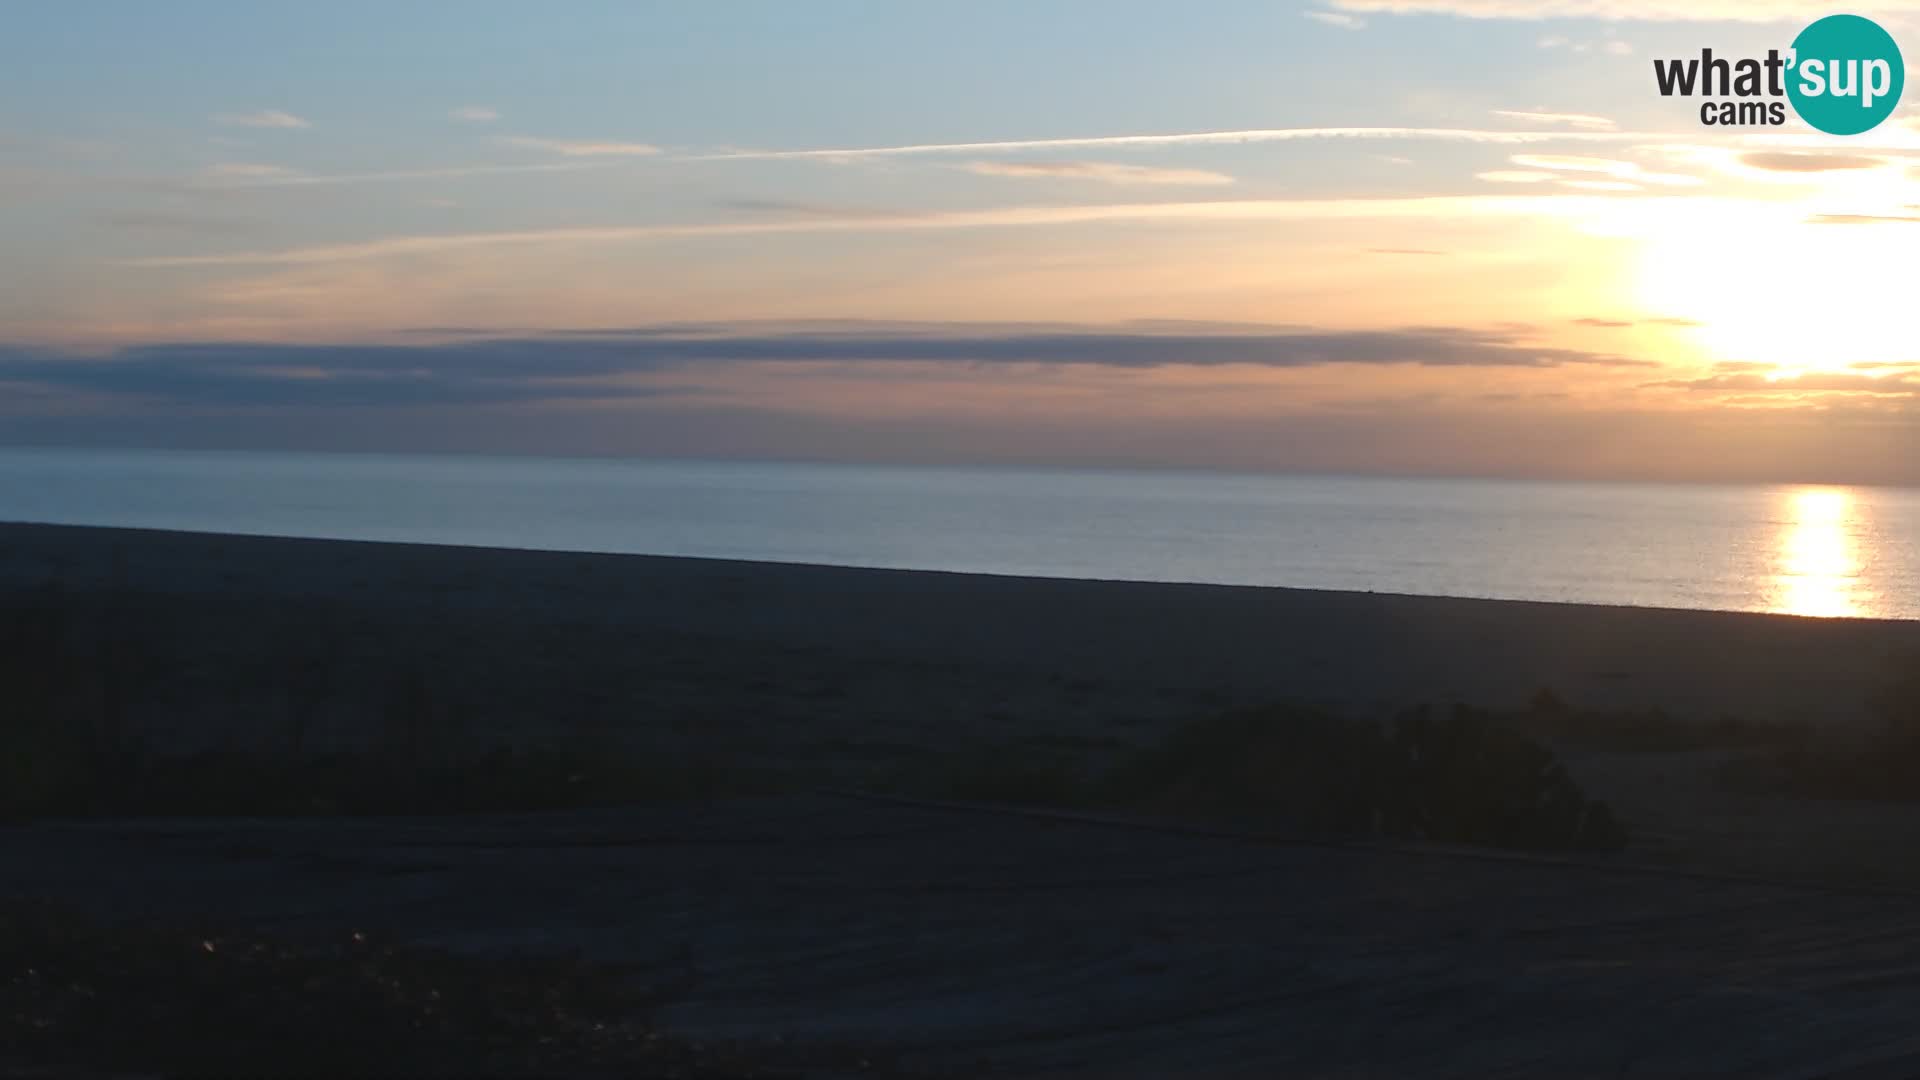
[4,1,1920,483]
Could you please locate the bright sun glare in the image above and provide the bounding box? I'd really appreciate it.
[1773,488,1867,618]
[1632,190,1915,372]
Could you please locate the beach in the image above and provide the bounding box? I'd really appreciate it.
[12,522,1920,1073]
[16,793,1920,1077]
[10,520,1920,880]
[3,521,1916,752]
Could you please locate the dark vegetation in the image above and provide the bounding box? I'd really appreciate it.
[1514,687,1796,754]
[896,704,1630,853]
[0,900,902,1078]
[3,581,1634,850]
[1727,658,1920,802]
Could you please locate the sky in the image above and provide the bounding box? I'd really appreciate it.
[4,0,1920,483]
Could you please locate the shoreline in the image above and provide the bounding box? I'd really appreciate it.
[6,516,1919,627]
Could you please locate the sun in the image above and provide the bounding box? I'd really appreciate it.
[1631,202,1916,372]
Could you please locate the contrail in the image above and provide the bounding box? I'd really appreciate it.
[195,161,604,189]
[127,194,1647,268]
[683,126,1665,161]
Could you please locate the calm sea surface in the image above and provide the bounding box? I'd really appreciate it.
[2,448,1917,620]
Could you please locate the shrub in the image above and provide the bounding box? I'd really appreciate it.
[892,704,1628,853]
[1517,686,1792,754]
[1390,705,1626,850]
[1093,704,1625,851]
[1724,655,1920,802]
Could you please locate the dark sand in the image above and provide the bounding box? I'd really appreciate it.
[10,520,1920,885]
[13,795,1920,1077]
[4,521,1917,749]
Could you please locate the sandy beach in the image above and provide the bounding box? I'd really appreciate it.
[12,522,1920,1074]
[16,793,1920,1077]
[8,520,1920,882]
[3,521,1916,749]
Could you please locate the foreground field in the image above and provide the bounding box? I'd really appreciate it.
[10,795,1920,1077]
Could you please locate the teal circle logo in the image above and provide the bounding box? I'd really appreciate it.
[1786,14,1904,135]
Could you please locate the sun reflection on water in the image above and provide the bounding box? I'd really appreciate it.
[1772,488,1868,618]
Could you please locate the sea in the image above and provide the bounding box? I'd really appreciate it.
[2,447,1917,620]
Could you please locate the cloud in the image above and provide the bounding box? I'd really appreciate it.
[0,341,668,409]
[1477,170,1559,183]
[1535,33,1632,51]
[452,106,500,124]
[1303,10,1367,28]
[497,136,659,156]
[123,193,1655,267]
[1739,151,1887,173]
[1808,213,1920,224]
[713,198,884,218]
[1491,109,1616,130]
[1650,371,1920,394]
[192,161,599,189]
[963,160,1234,186]
[1369,248,1449,255]
[1508,153,1703,186]
[1727,130,1920,153]
[698,123,1915,169]
[213,110,310,129]
[687,125,1656,162]
[517,323,1646,368]
[0,323,1647,409]
[1329,1,1920,21]
[1649,142,1916,182]
[1570,316,1698,328]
